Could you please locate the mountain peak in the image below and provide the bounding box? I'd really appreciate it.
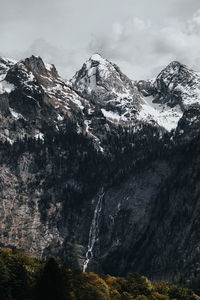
[71,54,113,95]
[158,60,194,79]
[155,59,196,92]
[71,54,144,121]
[22,55,58,78]
[150,59,200,112]
[168,60,183,68]
[23,55,48,76]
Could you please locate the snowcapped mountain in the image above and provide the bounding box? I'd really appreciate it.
[72,54,139,102]
[1,53,200,287]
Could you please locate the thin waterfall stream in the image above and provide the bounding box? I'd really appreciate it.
[83,191,104,272]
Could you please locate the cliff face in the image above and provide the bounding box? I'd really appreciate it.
[98,149,200,283]
[1,54,200,286]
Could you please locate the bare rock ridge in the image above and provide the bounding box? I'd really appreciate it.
[1,54,200,289]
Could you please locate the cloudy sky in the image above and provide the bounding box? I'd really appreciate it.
[1,0,200,80]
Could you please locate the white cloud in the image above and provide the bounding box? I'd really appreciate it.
[88,9,200,80]
[1,39,90,80]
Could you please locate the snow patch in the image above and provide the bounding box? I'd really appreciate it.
[138,96,183,131]
[57,114,64,121]
[0,80,15,94]
[35,132,44,141]
[45,63,52,72]
[90,53,105,62]
[101,109,127,122]
[72,98,84,110]
[10,108,24,120]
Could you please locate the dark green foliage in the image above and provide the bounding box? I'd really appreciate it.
[0,257,10,300]
[35,258,66,300]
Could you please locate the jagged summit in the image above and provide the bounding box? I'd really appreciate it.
[156,60,194,86]
[152,60,200,111]
[24,55,49,76]
[71,53,144,122]
[23,55,59,78]
[71,53,112,94]
[165,60,184,69]
[71,53,136,92]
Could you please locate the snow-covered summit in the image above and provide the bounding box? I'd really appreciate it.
[71,53,133,94]
[154,60,200,109]
[71,54,144,122]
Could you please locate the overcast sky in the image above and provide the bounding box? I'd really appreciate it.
[1,0,200,80]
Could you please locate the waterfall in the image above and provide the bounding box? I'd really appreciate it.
[83,191,104,272]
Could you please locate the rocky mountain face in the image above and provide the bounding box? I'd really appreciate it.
[1,54,200,289]
[72,54,143,121]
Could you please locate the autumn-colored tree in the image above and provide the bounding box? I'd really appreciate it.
[71,272,110,300]
[125,273,152,298]
[153,281,169,296]
[168,285,200,300]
